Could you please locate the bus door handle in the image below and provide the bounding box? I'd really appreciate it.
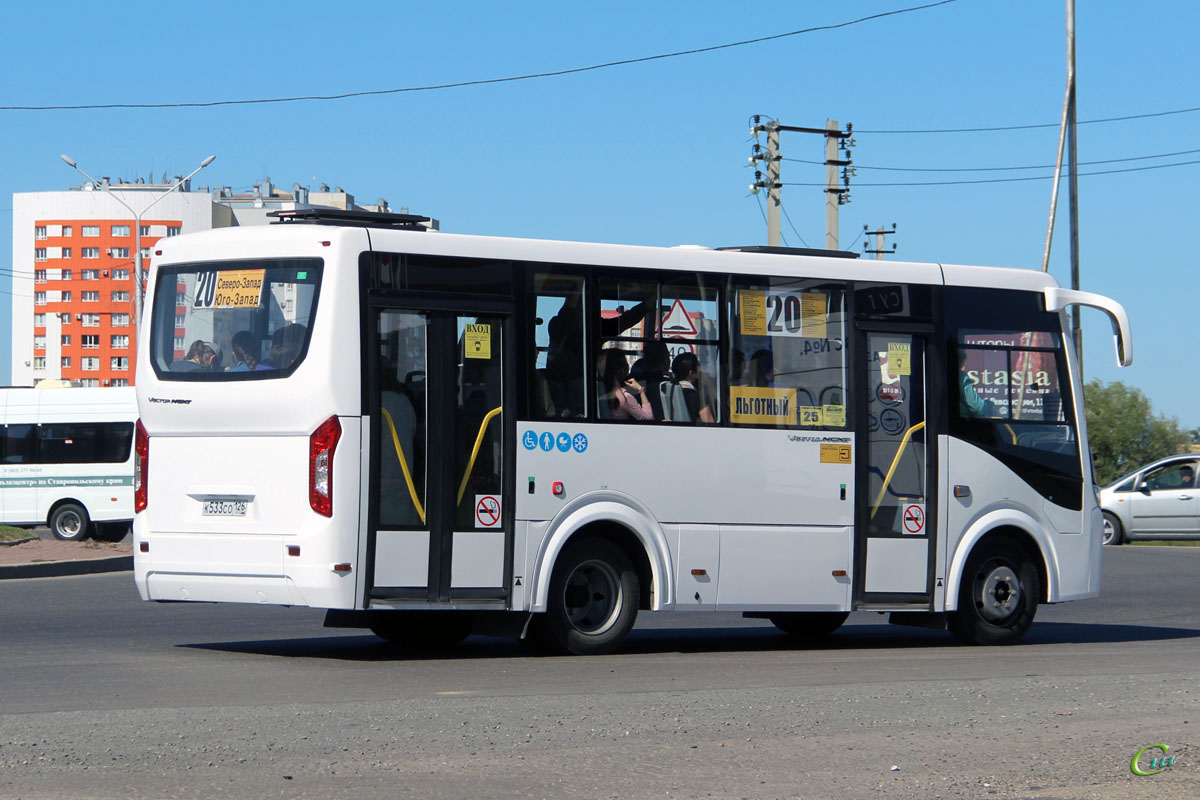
[381,407,426,524]
[456,407,503,505]
[870,421,926,519]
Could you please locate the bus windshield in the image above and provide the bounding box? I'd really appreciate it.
[149,258,322,380]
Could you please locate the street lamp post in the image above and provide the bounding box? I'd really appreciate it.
[60,154,215,343]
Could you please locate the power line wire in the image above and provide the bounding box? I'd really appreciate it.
[779,203,811,248]
[857,105,1200,134]
[781,158,1200,187]
[782,147,1200,173]
[0,2,956,111]
[843,227,866,252]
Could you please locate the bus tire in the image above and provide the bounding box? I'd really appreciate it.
[49,503,90,542]
[1101,512,1124,546]
[534,538,639,655]
[769,611,849,642]
[948,539,1039,646]
[369,612,473,649]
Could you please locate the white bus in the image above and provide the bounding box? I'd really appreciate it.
[0,387,138,541]
[133,209,1131,654]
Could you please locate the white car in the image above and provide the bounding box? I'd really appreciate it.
[1099,455,1200,545]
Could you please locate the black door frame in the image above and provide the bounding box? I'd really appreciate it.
[364,291,516,604]
[853,320,940,607]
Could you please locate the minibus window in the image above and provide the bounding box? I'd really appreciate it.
[149,259,323,381]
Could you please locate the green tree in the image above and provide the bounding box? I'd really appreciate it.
[1084,379,1189,485]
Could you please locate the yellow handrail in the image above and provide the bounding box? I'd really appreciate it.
[870,420,926,519]
[381,407,426,524]
[456,406,503,505]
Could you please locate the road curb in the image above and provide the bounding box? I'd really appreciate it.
[0,555,133,580]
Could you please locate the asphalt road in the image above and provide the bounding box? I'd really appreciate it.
[1,546,1199,799]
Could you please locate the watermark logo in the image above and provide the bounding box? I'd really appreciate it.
[1131,744,1176,776]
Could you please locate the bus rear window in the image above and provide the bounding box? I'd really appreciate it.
[150,259,322,380]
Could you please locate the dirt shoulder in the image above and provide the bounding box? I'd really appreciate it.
[0,538,132,566]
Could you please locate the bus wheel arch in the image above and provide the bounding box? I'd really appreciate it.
[947,525,1047,645]
[531,494,673,617]
[555,520,655,612]
[48,500,91,542]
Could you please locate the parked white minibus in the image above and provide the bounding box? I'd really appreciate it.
[0,387,137,540]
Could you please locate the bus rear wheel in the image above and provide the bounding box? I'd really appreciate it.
[49,503,90,542]
[768,611,849,643]
[369,612,473,649]
[948,540,1039,646]
[533,538,639,655]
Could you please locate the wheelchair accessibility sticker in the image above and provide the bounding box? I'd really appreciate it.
[522,430,588,454]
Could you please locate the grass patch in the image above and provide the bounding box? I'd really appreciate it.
[0,526,33,543]
[1128,539,1200,547]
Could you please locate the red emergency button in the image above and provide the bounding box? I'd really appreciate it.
[552,481,565,497]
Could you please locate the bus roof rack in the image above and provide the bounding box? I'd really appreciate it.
[716,245,859,259]
[268,208,432,230]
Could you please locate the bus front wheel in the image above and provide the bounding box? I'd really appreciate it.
[948,540,1039,646]
[49,503,90,542]
[534,538,639,655]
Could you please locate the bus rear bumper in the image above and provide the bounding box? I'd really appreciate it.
[144,572,308,606]
[133,530,356,609]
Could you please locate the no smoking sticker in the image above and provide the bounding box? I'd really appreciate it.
[902,503,925,535]
[475,495,501,529]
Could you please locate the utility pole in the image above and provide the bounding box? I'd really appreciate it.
[766,123,782,247]
[863,223,898,259]
[1041,0,1081,370]
[1066,0,1082,368]
[749,117,853,249]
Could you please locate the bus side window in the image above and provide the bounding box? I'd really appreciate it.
[532,272,586,419]
[729,280,848,430]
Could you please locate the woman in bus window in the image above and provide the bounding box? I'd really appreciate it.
[228,330,269,372]
[599,348,652,421]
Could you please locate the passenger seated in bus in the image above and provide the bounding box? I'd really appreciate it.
[672,352,715,424]
[228,330,268,372]
[747,349,775,387]
[172,340,219,372]
[266,323,307,370]
[598,348,652,421]
[638,341,676,421]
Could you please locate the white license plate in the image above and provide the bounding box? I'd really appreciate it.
[202,500,248,517]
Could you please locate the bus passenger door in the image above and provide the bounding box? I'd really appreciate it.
[367,301,513,604]
[855,330,936,606]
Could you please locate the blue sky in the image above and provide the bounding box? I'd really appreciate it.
[2,1,1196,425]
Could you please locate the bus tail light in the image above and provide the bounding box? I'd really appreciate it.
[134,419,149,513]
[309,415,341,517]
